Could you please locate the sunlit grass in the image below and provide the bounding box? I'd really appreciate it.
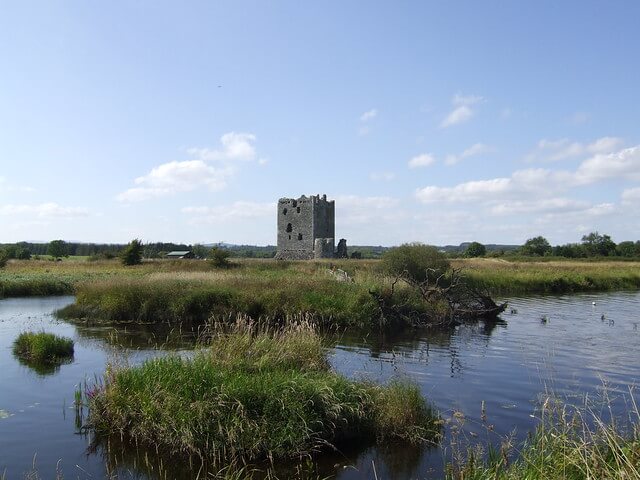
[13,331,74,363]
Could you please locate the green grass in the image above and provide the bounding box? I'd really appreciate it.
[446,400,640,480]
[13,331,74,363]
[86,321,440,462]
[453,258,640,295]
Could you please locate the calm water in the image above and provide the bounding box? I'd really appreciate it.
[1,293,639,479]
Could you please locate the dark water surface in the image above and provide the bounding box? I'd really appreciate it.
[1,293,639,479]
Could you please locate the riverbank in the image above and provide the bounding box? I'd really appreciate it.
[3,258,640,326]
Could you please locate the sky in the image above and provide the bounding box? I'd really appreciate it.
[1,1,639,246]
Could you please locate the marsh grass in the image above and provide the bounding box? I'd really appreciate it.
[446,395,640,480]
[12,332,74,364]
[86,320,440,463]
[456,258,640,294]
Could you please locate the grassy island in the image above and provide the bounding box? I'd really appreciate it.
[13,331,74,363]
[86,322,440,461]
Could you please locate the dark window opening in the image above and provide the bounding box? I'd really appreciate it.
[292,200,297,207]
[288,235,291,240]
[296,207,300,213]
[286,223,292,233]
[298,233,303,241]
[283,208,288,215]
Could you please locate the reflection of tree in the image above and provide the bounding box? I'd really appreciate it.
[15,355,71,376]
[333,319,506,378]
[91,433,373,480]
[72,322,199,351]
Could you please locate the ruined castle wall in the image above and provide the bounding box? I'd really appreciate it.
[276,194,336,260]
[276,196,315,259]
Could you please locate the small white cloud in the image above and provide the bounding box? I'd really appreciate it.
[187,132,257,163]
[0,177,35,193]
[182,201,275,224]
[358,125,371,137]
[445,143,492,166]
[440,94,484,128]
[622,187,640,205]
[117,131,261,202]
[416,178,512,204]
[408,153,436,169]
[117,160,233,202]
[369,171,396,182]
[575,146,640,185]
[525,136,624,163]
[0,203,89,218]
[360,109,377,122]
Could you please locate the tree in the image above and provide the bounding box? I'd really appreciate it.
[521,236,552,257]
[47,240,68,259]
[581,231,616,257]
[464,242,486,258]
[16,247,31,260]
[121,239,144,266]
[0,249,8,269]
[192,244,210,259]
[208,246,232,268]
[616,240,640,258]
[381,243,450,284]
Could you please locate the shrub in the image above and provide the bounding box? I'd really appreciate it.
[381,243,450,283]
[464,242,486,258]
[521,236,552,256]
[13,331,74,363]
[47,240,68,259]
[208,247,232,268]
[121,239,143,266]
[0,250,8,269]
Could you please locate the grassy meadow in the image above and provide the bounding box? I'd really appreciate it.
[2,256,639,327]
[86,321,440,462]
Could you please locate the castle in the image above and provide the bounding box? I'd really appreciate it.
[275,194,340,260]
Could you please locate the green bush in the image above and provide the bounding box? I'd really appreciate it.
[464,242,486,258]
[121,239,143,266]
[381,243,450,283]
[13,331,74,363]
[208,247,232,268]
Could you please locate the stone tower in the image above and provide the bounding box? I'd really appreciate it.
[275,194,335,260]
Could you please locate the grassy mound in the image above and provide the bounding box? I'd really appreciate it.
[87,322,440,461]
[13,331,74,363]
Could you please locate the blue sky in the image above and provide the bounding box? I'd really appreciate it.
[1,1,639,246]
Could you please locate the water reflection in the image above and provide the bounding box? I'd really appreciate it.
[1,293,640,479]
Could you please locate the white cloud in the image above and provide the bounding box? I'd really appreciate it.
[445,143,492,166]
[574,146,640,185]
[441,94,484,128]
[0,176,35,193]
[360,109,377,122]
[187,132,257,162]
[408,153,436,168]
[369,171,396,182]
[622,187,640,205]
[416,178,512,204]
[117,132,261,202]
[117,160,233,202]
[182,201,275,224]
[333,195,402,225]
[489,198,589,216]
[525,136,623,163]
[0,203,89,218]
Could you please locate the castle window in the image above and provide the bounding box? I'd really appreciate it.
[292,200,297,207]
[288,235,291,240]
[283,208,288,215]
[286,223,292,233]
[296,207,300,213]
[298,233,303,240]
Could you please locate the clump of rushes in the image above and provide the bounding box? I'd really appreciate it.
[13,331,74,363]
[87,320,440,461]
[446,399,640,480]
